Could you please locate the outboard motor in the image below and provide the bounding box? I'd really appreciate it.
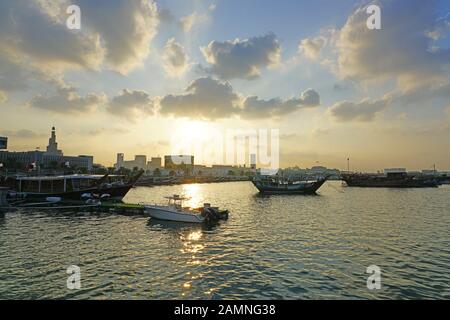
[201,203,215,223]
[202,203,229,223]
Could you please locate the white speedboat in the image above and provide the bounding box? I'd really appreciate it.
[144,195,228,224]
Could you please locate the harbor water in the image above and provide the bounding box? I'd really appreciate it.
[0,181,449,299]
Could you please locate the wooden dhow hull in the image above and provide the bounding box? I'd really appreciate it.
[341,174,439,188]
[252,178,327,194]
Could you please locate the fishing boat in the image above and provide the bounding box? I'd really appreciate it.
[432,175,450,185]
[144,195,229,224]
[341,169,439,188]
[252,172,329,194]
[2,171,143,201]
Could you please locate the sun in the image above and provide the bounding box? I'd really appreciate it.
[169,120,223,165]
[177,121,210,142]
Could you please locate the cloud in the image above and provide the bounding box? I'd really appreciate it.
[312,128,330,137]
[335,0,450,90]
[73,0,159,74]
[159,77,240,120]
[0,91,7,104]
[0,0,104,73]
[299,88,321,106]
[328,98,389,122]
[162,38,189,77]
[0,129,45,139]
[445,106,450,120]
[107,89,155,120]
[240,89,320,119]
[306,0,450,121]
[0,52,38,92]
[159,77,320,120]
[88,127,130,136]
[180,12,210,33]
[299,36,326,60]
[201,34,281,80]
[333,82,353,91]
[28,86,107,114]
[158,7,212,34]
[158,7,176,24]
[0,0,159,91]
[385,80,450,107]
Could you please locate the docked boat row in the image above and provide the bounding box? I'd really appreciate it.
[341,170,441,188]
[251,166,447,193]
[0,171,144,201]
[0,171,229,225]
[1,166,447,224]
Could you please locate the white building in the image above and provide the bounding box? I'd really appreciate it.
[115,153,147,170]
[147,157,162,171]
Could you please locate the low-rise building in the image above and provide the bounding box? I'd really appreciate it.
[0,128,93,170]
[146,157,162,171]
[114,153,147,170]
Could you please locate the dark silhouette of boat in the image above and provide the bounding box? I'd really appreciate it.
[341,171,439,188]
[252,174,329,194]
[2,170,144,201]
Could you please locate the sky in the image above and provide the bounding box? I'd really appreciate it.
[0,0,449,171]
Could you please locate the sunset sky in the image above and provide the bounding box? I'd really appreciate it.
[0,0,449,171]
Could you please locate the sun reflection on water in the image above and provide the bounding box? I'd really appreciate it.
[179,229,206,294]
[181,184,203,208]
[187,230,202,241]
[180,230,205,254]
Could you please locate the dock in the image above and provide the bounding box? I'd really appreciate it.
[0,201,146,216]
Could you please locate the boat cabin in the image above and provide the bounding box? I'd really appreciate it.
[164,195,190,209]
[13,174,124,193]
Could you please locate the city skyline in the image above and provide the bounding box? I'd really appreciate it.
[0,0,449,171]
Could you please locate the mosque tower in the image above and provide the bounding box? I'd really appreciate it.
[45,126,63,156]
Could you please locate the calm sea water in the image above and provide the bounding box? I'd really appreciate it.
[0,181,449,299]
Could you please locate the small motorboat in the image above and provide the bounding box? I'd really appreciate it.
[144,195,228,224]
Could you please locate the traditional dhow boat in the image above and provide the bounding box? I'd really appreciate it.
[2,171,143,201]
[252,174,329,194]
[431,175,450,185]
[341,170,439,188]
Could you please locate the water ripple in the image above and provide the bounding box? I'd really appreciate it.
[0,182,449,299]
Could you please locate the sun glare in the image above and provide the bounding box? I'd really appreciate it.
[169,120,224,166]
[177,121,210,142]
